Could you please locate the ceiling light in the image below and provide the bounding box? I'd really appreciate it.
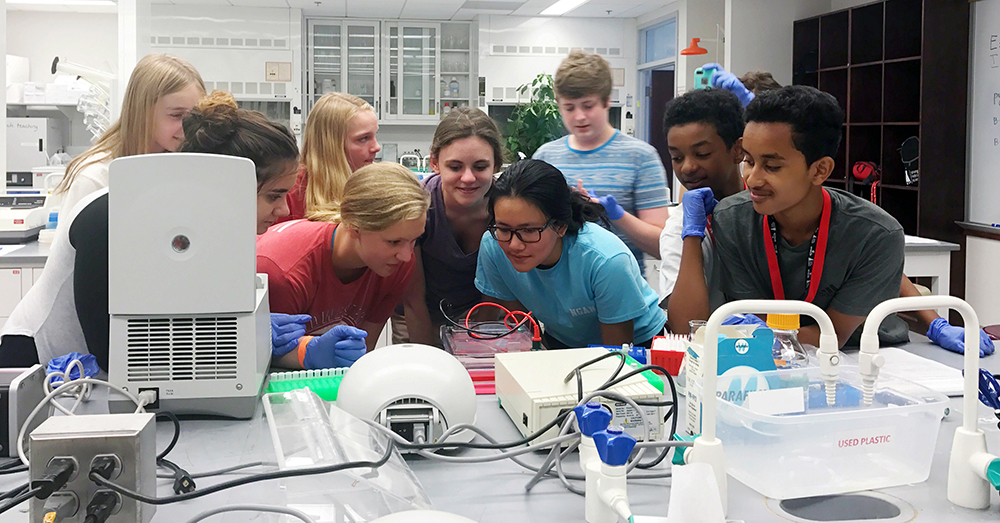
[541,0,590,16]
[7,0,116,5]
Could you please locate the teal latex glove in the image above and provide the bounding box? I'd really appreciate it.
[703,63,755,107]
[271,313,312,357]
[302,325,369,369]
[681,187,718,239]
[927,317,995,357]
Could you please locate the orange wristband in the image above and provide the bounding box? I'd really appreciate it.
[297,336,315,368]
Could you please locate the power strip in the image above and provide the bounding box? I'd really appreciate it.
[495,348,666,442]
[29,413,156,523]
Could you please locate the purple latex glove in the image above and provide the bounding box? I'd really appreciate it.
[681,187,718,239]
[703,63,755,107]
[303,325,369,369]
[927,317,996,357]
[722,314,767,327]
[588,190,625,221]
[271,313,312,357]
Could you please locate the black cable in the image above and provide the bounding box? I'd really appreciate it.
[562,351,626,384]
[0,465,28,475]
[395,408,574,450]
[0,486,42,515]
[156,411,181,461]
[89,441,394,505]
[0,483,28,502]
[438,300,531,340]
[576,368,584,402]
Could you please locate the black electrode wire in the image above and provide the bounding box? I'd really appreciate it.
[0,485,42,515]
[438,300,531,340]
[89,441,394,505]
[0,483,28,502]
[393,408,574,450]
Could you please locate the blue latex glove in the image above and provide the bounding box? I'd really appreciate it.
[588,190,625,221]
[927,317,996,357]
[681,187,718,239]
[46,352,99,385]
[703,63,755,107]
[302,325,369,369]
[722,314,767,327]
[271,313,312,357]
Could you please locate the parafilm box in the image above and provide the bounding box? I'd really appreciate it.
[685,326,776,435]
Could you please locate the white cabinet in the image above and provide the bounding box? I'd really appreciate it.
[306,19,476,123]
[306,20,380,116]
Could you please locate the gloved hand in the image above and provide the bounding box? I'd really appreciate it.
[681,187,718,239]
[722,314,767,327]
[927,317,996,357]
[270,313,312,357]
[703,63,755,107]
[302,325,369,369]
[588,190,625,221]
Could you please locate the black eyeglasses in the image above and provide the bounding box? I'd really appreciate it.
[487,220,555,243]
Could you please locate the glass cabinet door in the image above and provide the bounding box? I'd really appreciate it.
[346,23,379,108]
[308,21,342,114]
[388,23,439,120]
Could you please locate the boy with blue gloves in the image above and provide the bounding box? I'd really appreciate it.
[270,314,368,369]
[661,85,993,355]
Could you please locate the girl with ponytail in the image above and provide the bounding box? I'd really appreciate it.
[474,159,666,348]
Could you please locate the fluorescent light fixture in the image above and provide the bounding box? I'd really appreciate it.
[541,0,590,16]
[7,0,116,5]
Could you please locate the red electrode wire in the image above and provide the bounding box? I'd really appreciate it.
[465,302,542,343]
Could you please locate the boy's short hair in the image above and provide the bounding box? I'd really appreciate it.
[738,71,782,94]
[662,88,745,149]
[744,85,844,165]
[554,50,613,101]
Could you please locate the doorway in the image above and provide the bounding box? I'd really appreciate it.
[647,69,675,190]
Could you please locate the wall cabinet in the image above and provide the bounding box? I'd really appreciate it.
[306,19,476,123]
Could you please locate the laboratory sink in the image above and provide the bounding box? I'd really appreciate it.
[765,492,915,522]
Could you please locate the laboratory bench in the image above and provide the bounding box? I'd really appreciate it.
[0,336,996,522]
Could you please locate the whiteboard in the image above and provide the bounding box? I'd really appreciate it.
[968,0,1000,226]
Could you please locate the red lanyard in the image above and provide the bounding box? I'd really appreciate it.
[762,188,831,302]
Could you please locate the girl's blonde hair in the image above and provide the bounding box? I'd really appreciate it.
[56,54,205,194]
[334,163,430,231]
[302,92,375,222]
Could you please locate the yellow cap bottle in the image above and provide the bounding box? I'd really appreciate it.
[767,313,800,331]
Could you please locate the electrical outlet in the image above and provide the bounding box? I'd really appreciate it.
[30,413,156,523]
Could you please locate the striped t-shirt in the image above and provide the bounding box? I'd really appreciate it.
[533,131,670,261]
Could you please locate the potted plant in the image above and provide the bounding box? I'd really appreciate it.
[505,73,566,159]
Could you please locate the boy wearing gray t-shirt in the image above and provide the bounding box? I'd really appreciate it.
[711,86,904,348]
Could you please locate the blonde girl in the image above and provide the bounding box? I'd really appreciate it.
[56,54,205,217]
[258,163,429,369]
[279,92,381,224]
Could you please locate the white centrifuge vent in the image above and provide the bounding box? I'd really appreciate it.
[125,317,239,381]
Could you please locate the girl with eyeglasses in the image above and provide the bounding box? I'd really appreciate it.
[475,159,666,349]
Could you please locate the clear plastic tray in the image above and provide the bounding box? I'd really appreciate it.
[703,365,949,499]
[262,388,432,520]
[440,322,534,370]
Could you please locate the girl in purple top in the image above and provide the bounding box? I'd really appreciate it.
[394,108,507,345]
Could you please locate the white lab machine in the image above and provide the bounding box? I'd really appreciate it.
[494,348,666,442]
[5,118,62,188]
[337,344,478,447]
[0,194,50,243]
[106,153,270,419]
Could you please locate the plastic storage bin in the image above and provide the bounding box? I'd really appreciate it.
[706,365,948,499]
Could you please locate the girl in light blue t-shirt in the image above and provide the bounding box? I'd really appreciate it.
[475,159,665,349]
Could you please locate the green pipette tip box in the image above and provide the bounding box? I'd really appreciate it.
[266,368,348,401]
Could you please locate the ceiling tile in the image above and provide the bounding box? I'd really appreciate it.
[398,0,464,20]
[293,0,347,16]
[228,0,290,7]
